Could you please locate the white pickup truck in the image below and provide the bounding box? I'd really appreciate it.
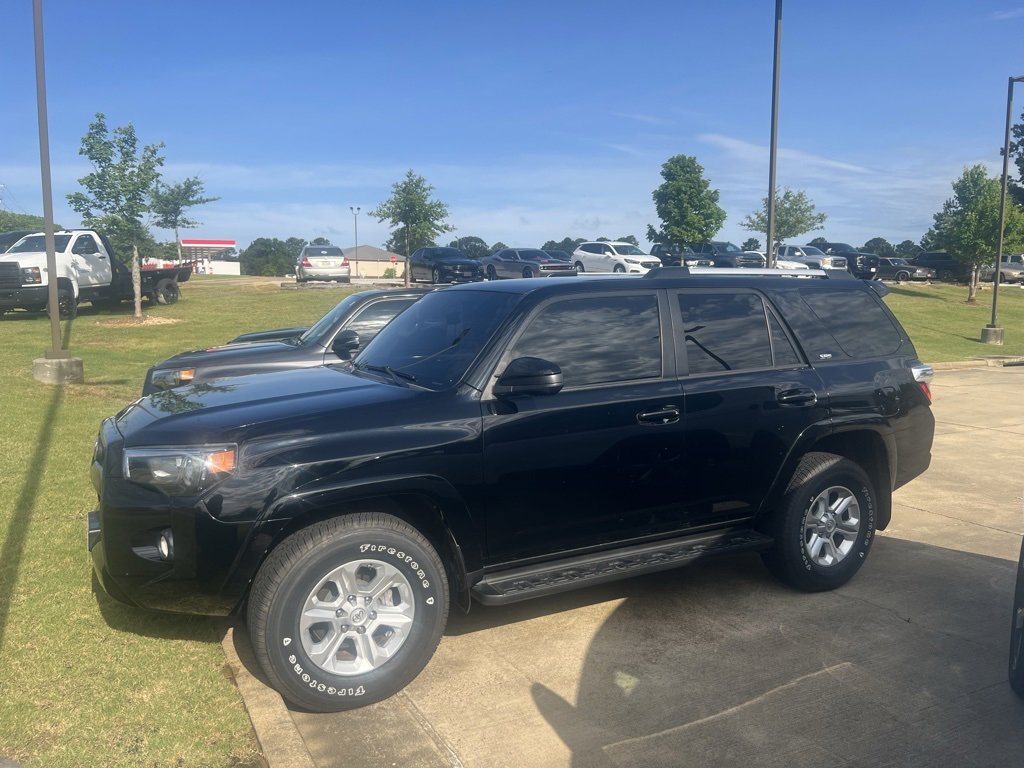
[0,229,192,318]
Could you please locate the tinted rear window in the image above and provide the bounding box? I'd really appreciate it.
[305,246,344,257]
[800,289,902,358]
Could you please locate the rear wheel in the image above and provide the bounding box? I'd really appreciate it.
[154,278,180,305]
[247,513,449,712]
[938,269,955,282]
[760,452,876,592]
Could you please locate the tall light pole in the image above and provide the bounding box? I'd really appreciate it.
[349,205,360,280]
[766,0,783,266]
[984,74,1024,345]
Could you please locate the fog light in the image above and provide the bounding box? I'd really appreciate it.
[158,529,174,560]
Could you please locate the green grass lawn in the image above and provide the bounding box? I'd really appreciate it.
[0,276,348,767]
[0,275,1018,765]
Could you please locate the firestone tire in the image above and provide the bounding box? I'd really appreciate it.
[760,452,876,592]
[247,513,449,712]
[154,278,180,305]
[1009,537,1024,698]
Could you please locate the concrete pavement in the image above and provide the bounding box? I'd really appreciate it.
[233,366,1024,768]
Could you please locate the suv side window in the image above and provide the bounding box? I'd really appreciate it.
[678,292,774,374]
[508,294,662,387]
[800,289,902,358]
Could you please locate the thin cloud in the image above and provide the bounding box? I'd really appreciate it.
[611,112,667,125]
[991,8,1024,20]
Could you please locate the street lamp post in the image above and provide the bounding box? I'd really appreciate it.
[349,206,360,279]
[766,0,783,267]
[983,75,1024,345]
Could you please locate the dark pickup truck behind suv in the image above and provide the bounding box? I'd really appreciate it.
[811,241,880,280]
[89,267,935,712]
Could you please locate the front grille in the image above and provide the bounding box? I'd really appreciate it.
[0,262,21,289]
[828,257,849,269]
[735,256,764,268]
[641,261,660,269]
[541,264,574,272]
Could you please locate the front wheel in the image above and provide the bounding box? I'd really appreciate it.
[431,267,442,284]
[613,264,626,274]
[522,267,535,278]
[760,452,876,592]
[574,261,585,273]
[247,513,449,712]
[1009,538,1024,698]
[56,288,77,319]
[486,265,498,281]
[154,278,180,305]
[895,270,911,282]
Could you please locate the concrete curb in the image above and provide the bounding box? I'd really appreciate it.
[218,620,315,768]
[930,356,1024,370]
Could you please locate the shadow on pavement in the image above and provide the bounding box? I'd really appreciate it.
[525,536,1024,768]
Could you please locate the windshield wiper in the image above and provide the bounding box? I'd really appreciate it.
[361,364,417,387]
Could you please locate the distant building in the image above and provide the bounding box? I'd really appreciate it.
[344,245,404,278]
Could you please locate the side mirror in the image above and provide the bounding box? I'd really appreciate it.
[494,357,563,397]
[331,329,360,359]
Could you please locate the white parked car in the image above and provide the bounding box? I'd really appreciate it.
[572,242,662,274]
[775,245,847,270]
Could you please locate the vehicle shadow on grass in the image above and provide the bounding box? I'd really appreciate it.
[0,382,63,649]
[526,537,1024,768]
[91,573,227,643]
[884,285,946,300]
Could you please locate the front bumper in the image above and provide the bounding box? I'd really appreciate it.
[0,284,48,310]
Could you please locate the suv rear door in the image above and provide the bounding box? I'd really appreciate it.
[671,289,828,526]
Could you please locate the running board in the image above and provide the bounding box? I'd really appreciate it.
[471,527,774,605]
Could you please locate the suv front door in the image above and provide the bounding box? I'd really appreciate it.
[71,233,112,287]
[481,291,687,561]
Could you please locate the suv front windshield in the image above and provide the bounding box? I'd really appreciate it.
[8,234,72,253]
[354,289,518,391]
[614,245,646,256]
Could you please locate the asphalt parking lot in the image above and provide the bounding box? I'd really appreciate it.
[236,365,1024,768]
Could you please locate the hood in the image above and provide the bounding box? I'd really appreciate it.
[117,365,414,446]
[436,257,480,268]
[154,339,310,369]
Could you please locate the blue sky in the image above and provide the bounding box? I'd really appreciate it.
[2,1,1023,252]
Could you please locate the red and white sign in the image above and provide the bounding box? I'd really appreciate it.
[389,254,397,265]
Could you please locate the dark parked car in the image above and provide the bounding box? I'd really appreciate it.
[141,288,427,394]
[687,241,766,268]
[809,242,880,280]
[481,248,576,279]
[409,247,481,284]
[910,251,969,282]
[649,243,714,267]
[0,229,35,253]
[876,257,936,282]
[1011,537,1024,698]
[91,267,934,713]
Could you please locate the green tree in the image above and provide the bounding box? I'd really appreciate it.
[616,235,640,246]
[895,240,922,258]
[490,241,508,253]
[542,237,585,254]
[0,211,62,231]
[741,187,827,249]
[240,237,301,276]
[310,237,332,246]
[647,155,726,246]
[449,235,490,259]
[807,236,828,247]
[67,113,164,319]
[1009,107,1024,206]
[150,177,219,262]
[930,164,1024,302]
[861,237,895,257]
[742,237,762,251]
[370,170,453,286]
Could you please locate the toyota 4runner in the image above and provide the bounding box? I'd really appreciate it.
[88,267,935,712]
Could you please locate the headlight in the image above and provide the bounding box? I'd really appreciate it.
[123,445,237,496]
[624,258,641,264]
[149,368,196,390]
[21,267,41,284]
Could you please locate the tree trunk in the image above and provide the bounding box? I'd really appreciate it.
[966,266,978,304]
[132,242,143,320]
[174,226,183,263]
[404,226,411,287]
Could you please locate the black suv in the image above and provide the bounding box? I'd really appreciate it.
[911,251,969,282]
[649,243,713,267]
[409,247,481,284]
[89,268,935,712]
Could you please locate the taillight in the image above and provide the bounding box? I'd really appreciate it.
[911,361,934,403]
[341,257,349,266]
[302,257,313,267]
